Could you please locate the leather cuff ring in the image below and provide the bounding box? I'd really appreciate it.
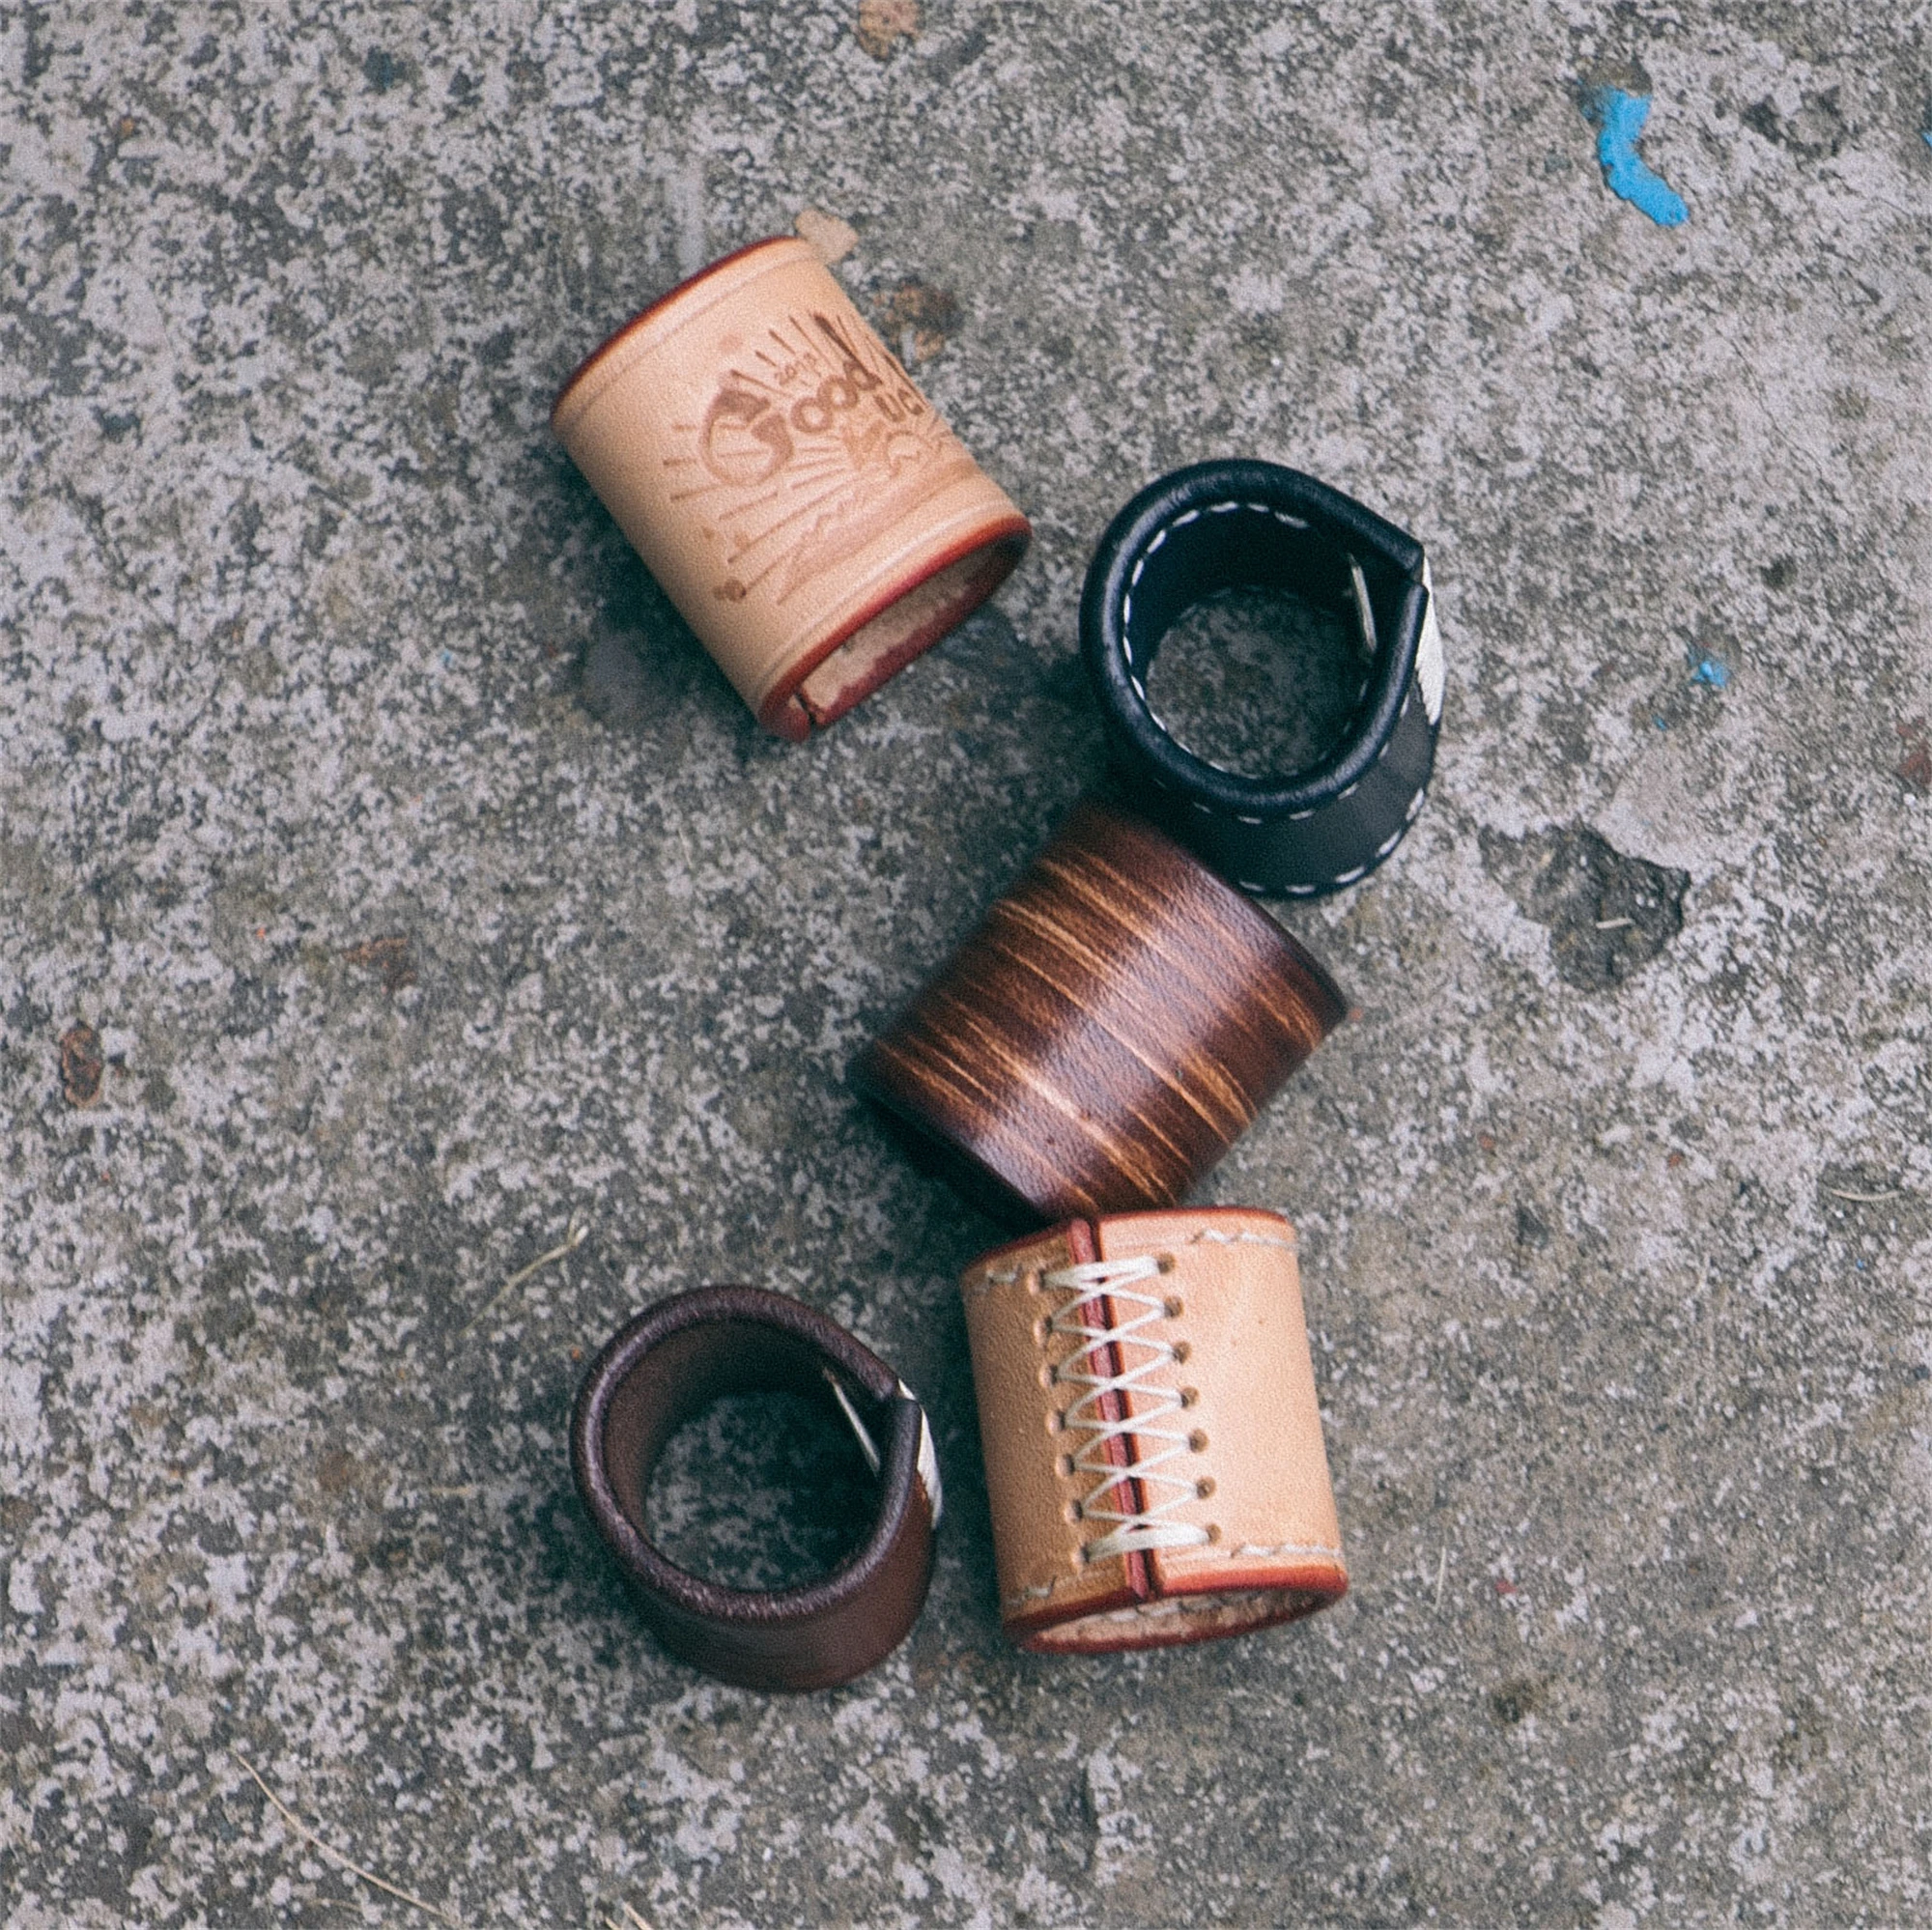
[571,1286,942,1690]
[1081,459,1444,895]
[961,1206,1348,1654]
[554,238,1031,741]
[855,797,1349,1224]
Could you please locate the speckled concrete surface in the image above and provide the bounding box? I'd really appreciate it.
[3,4,1929,1925]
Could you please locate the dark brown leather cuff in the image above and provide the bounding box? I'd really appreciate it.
[571,1286,942,1691]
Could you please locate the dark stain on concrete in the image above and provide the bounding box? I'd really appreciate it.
[1483,823,1690,989]
[1489,1674,1553,1725]
[57,1022,104,1107]
[342,933,417,991]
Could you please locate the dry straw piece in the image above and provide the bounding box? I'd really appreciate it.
[231,1751,462,1927]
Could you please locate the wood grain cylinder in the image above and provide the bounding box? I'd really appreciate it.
[854,798,1349,1222]
[553,238,1031,741]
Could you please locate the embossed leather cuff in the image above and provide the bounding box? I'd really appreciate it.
[960,1206,1347,1654]
[554,238,1031,741]
[1082,460,1443,894]
[571,1286,942,1691]
[853,797,1348,1222]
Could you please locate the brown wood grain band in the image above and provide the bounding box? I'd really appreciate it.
[960,1207,1349,1657]
[980,884,1304,1133]
[1028,838,1343,1052]
[919,974,1230,1198]
[854,798,1349,1222]
[553,237,1030,741]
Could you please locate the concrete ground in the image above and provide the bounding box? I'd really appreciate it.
[3,2,1929,1924]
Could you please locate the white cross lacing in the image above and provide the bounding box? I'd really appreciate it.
[1043,1254,1210,1563]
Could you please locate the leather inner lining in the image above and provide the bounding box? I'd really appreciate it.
[1125,509,1388,666]
[1028,1586,1324,1652]
[796,534,1024,727]
[600,1320,887,1546]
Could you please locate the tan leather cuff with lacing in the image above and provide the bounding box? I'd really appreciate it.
[959,1206,1347,1655]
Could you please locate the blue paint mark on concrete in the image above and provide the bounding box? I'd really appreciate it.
[1690,652,1729,690]
[1587,88,1689,226]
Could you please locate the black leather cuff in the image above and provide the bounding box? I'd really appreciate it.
[571,1286,942,1691]
[1081,459,1443,896]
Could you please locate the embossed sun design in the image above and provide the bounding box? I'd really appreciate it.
[664,309,976,608]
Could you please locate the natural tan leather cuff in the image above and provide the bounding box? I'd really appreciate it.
[553,238,1030,740]
[571,1286,942,1691]
[855,797,1349,1221]
[960,1206,1347,1654]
